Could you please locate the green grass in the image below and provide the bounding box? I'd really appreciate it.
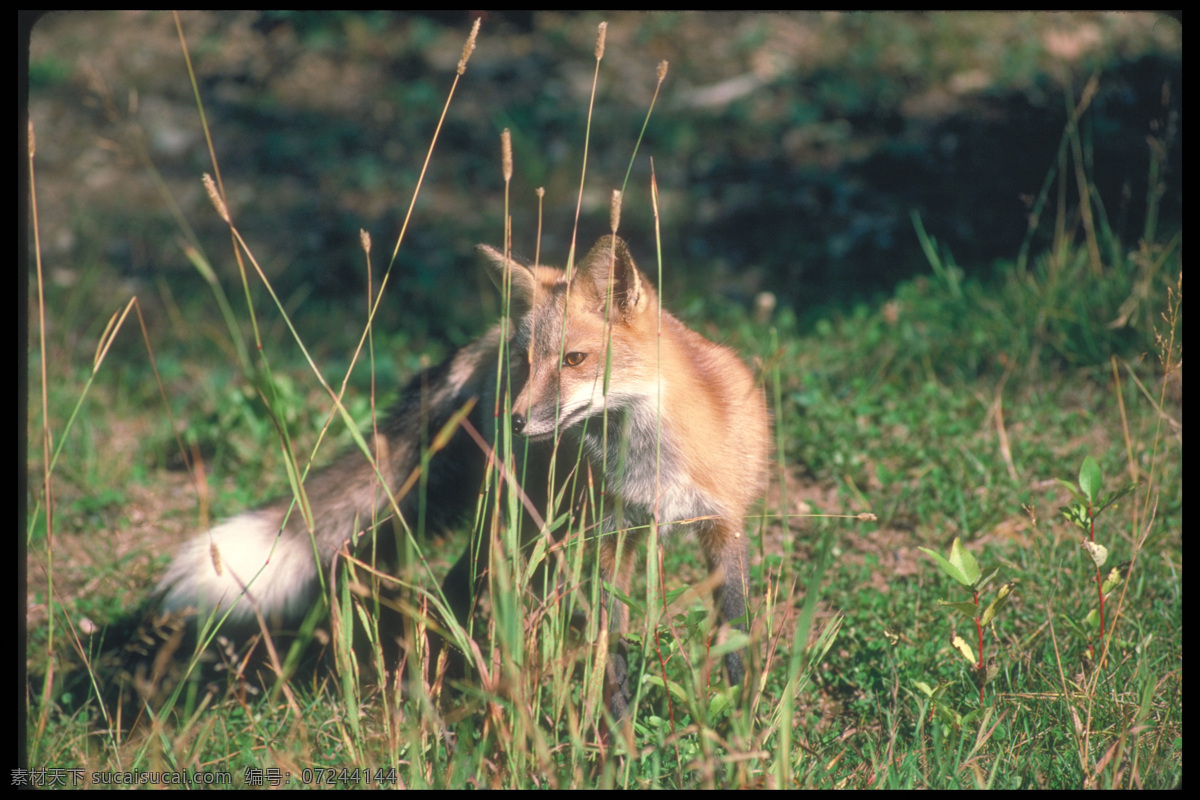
[25,13,1180,790]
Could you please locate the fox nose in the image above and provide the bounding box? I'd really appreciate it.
[511,412,527,435]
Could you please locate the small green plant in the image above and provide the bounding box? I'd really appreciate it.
[1057,455,1135,663]
[918,537,1017,717]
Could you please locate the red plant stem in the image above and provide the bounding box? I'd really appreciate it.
[974,589,985,705]
[655,628,673,724]
[977,616,986,705]
[973,590,983,669]
[976,619,983,670]
[1090,505,1107,640]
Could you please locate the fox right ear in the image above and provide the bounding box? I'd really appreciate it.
[477,243,538,319]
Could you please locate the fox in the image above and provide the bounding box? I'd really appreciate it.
[154,234,770,723]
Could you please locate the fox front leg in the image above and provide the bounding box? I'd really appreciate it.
[701,520,750,687]
[597,533,639,727]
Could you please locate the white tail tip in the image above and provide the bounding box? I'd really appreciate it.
[155,511,321,632]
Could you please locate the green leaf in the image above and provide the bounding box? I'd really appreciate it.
[975,565,1002,594]
[708,687,737,718]
[934,703,964,728]
[919,545,970,586]
[980,580,1018,627]
[1079,456,1102,505]
[1060,503,1090,531]
[913,680,949,700]
[643,674,691,704]
[920,537,981,587]
[950,537,982,586]
[1055,477,1084,501]
[1101,568,1122,595]
[1101,562,1129,595]
[938,599,982,621]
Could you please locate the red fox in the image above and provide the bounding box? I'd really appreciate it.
[155,234,770,721]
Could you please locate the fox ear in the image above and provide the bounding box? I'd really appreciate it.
[575,235,649,319]
[477,244,538,318]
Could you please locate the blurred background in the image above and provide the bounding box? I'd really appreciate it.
[25,11,1181,349]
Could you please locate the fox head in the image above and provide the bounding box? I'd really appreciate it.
[477,235,660,440]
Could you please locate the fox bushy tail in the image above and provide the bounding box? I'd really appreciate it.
[155,331,499,634]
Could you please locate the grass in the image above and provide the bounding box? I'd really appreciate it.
[25,12,1180,790]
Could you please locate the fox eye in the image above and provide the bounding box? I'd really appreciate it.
[562,352,587,368]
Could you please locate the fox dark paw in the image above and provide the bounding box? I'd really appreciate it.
[603,639,633,724]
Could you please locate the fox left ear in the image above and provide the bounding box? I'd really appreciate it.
[477,243,538,320]
[575,235,649,319]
